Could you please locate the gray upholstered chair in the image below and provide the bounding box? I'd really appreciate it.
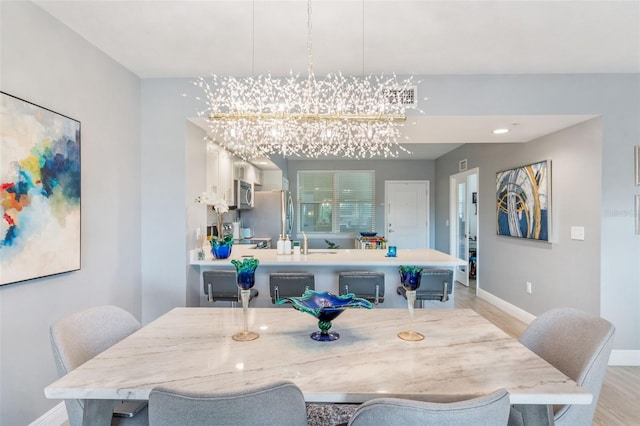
[269,272,315,303]
[347,389,510,426]
[338,271,385,304]
[148,380,308,426]
[508,307,615,426]
[203,270,258,307]
[49,305,148,426]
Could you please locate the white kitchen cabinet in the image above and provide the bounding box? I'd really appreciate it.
[234,162,264,186]
[218,149,233,203]
[260,170,287,191]
[254,168,263,185]
[207,143,234,203]
[206,148,219,194]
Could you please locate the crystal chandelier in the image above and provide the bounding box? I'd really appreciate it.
[194,0,417,160]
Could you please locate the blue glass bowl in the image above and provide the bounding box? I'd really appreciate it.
[277,290,373,341]
[360,232,377,237]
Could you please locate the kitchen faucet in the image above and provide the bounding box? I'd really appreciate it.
[302,232,308,255]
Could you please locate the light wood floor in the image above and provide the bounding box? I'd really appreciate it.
[454,281,640,426]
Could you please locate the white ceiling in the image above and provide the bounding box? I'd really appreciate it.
[35,0,639,162]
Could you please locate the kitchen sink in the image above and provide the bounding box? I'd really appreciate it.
[306,250,338,255]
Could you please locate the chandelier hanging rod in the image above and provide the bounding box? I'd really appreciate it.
[208,112,407,123]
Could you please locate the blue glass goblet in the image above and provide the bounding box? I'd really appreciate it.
[231,258,260,342]
[398,266,425,341]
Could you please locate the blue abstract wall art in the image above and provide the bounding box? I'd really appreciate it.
[496,160,551,242]
[1,92,81,285]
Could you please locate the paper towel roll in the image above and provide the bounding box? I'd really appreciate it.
[232,222,240,240]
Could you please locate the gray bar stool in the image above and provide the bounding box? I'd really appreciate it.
[397,268,453,307]
[269,272,315,304]
[203,270,258,307]
[338,271,385,305]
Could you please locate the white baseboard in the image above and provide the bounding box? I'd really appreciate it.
[475,288,639,366]
[476,288,536,325]
[608,350,640,366]
[29,402,67,426]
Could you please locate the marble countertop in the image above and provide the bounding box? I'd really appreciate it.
[45,308,590,407]
[190,247,466,267]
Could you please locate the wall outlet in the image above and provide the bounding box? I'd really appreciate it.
[526,281,532,294]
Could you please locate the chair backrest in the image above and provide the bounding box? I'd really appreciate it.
[49,305,141,426]
[347,389,510,426]
[518,307,615,424]
[338,271,385,304]
[396,268,453,303]
[202,270,239,302]
[148,381,308,426]
[269,272,315,303]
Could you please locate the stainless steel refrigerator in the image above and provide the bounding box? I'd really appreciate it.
[241,190,294,245]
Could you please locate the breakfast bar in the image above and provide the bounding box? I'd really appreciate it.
[190,247,466,308]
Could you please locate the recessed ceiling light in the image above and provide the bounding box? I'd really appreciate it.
[493,128,509,134]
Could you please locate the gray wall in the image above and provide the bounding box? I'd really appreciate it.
[139,80,289,323]
[425,74,639,352]
[0,2,141,424]
[140,78,205,323]
[436,119,602,316]
[288,159,436,249]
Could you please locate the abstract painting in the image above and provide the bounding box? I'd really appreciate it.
[496,160,551,242]
[1,92,81,285]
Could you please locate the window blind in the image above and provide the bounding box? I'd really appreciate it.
[298,170,375,234]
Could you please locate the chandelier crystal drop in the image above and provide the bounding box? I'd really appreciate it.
[194,0,418,160]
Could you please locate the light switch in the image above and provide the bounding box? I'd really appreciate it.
[570,226,585,241]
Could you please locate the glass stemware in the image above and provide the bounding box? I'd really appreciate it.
[231,258,260,341]
[398,265,425,341]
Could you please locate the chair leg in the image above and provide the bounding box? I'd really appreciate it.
[441,281,449,302]
[510,404,555,426]
[207,283,214,303]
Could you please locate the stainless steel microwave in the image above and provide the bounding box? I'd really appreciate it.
[235,180,253,210]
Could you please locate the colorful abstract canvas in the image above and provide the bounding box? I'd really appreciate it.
[1,92,81,285]
[496,160,551,241]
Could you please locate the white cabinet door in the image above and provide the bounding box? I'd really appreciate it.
[206,148,219,194]
[218,150,233,203]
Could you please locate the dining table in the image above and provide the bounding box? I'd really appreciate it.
[45,307,591,426]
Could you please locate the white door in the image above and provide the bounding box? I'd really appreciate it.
[385,181,429,249]
[450,169,479,288]
[454,180,469,286]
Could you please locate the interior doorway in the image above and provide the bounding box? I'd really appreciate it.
[384,181,429,248]
[449,169,479,290]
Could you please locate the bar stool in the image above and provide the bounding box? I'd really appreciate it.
[397,268,453,308]
[338,271,385,305]
[203,270,258,307]
[269,272,315,304]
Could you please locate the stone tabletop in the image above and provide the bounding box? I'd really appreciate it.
[45,307,590,406]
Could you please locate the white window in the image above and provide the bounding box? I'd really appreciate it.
[297,171,375,235]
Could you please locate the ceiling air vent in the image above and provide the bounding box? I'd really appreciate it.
[383,86,418,108]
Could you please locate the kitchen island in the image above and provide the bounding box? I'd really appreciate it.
[190,247,465,309]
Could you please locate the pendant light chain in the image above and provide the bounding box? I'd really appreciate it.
[306,0,314,110]
[252,0,255,77]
